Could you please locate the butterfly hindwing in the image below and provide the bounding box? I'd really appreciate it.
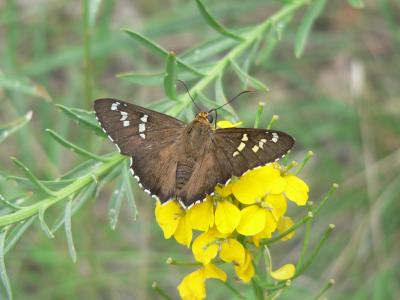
[177,128,294,207]
[94,98,185,202]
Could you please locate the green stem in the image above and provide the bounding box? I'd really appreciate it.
[166,0,310,117]
[295,150,314,175]
[0,154,125,227]
[82,0,93,108]
[294,224,335,278]
[152,282,174,300]
[223,281,246,300]
[263,213,313,245]
[314,279,335,300]
[312,183,338,217]
[296,202,313,270]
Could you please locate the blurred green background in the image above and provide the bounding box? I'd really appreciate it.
[0,0,399,299]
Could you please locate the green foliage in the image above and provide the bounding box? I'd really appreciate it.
[0,0,399,299]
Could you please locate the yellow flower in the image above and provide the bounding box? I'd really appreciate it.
[277,216,295,241]
[192,230,219,264]
[251,211,278,246]
[234,250,255,283]
[270,263,295,280]
[231,165,282,204]
[216,120,243,128]
[155,201,192,247]
[177,264,226,300]
[188,196,214,231]
[283,175,309,206]
[219,238,245,266]
[236,205,267,236]
[236,191,287,237]
[214,200,241,234]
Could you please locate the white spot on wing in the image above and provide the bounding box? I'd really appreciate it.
[139,123,146,133]
[272,132,279,143]
[140,114,148,122]
[120,111,128,121]
[252,145,259,153]
[111,102,120,111]
[233,151,239,157]
[237,142,246,152]
[123,120,130,127]
[140,133,146,139]
[241,134,248,141]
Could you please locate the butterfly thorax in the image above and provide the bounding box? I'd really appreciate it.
[176,112,213,194]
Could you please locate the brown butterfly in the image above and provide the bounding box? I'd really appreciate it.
[94,98,294,208]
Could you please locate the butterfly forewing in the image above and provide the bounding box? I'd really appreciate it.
[94,98,185,201]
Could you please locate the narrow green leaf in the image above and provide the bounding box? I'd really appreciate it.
[195,0,244,41]
[88,0,102,28]
[56,104,106,137]
[295,0,327,58]
[0,226,12,300]
[0,111,32,144]
[116,71,164,86]
[122,28,204,77]
[243,37,261,73]
[348,0,364,9]
[64,199,77,263]
[38,206,55,239]
[6,176,76,191]
[51,183,96,233]
[5,216,36,254]
[164,52,178,100]
[214,74,226,106]
[0,73,51,101]
[122,166,138,220]
[253,102,265,128]
[108,178,124,230]
[230,59,269,91]
[10,157,57,196]
[59,159,99,180]
[45,129,111,161]
[181,36,237,64]
[0,194,24,210]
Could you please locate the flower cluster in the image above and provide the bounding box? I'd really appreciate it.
[155,161,309,300]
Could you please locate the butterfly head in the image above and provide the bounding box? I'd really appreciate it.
[195,112,213,125]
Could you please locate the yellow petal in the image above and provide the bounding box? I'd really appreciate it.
[192,232,219,264]
[264,194,287,220]
[214,200,241,234]
[217,120,243,128]
[155,200,182,239]
[234,250,255,283]
[284,175,309,206]
[188,197,214,231]
[219,239,245,266]
[204,263,227,281]
[251,211,278,246]
[177,268,206,300]
[270,264,295,280]
[236,205,266,236]
[174,213,193,247]
[265,176,286,194]
[277,216,295,241]
[215,184,232,197]
[232,166,281,204]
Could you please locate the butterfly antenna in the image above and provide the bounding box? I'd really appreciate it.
[208,90,252,113]
[177,80,201,112]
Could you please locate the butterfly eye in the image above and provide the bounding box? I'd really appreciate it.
[207,114,214,123]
